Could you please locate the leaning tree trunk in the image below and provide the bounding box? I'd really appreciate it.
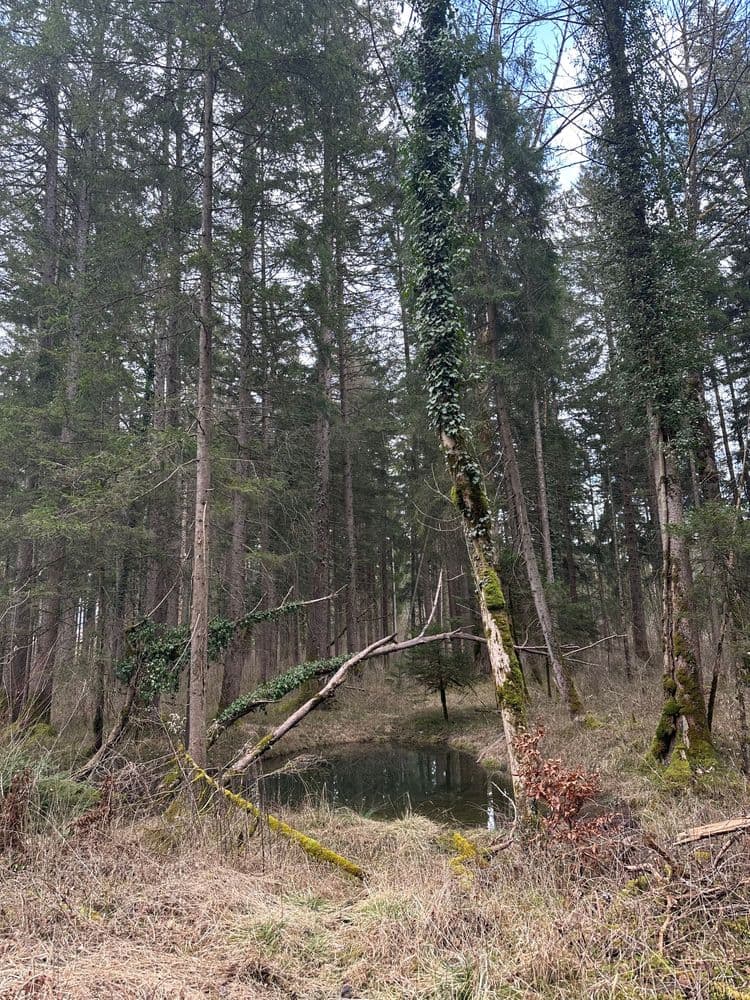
[494,379,583,719]
[407,0,528,807]
[187,34,215,767]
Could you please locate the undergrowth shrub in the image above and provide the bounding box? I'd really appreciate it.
[516,728,616,843]
[0,730,100,842]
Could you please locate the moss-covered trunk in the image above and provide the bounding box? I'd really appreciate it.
[649,414,715,777]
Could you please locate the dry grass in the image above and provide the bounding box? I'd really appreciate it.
[2,656,750,999]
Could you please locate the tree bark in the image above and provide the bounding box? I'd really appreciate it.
[24,71,61,723]
[711,366,739,505]
[606,467,633,679]
[309,125,337,659]
[336,237,359,651]
[650,412,713,766]
[8,540,34,720]
[146,25,181,627]
[187,35,215,767]
[532,386,555,586]
[219,134,256,712]
[620,465,651,662]
[596,0,715,770]
[494,378,584,720]
[407,0,529,808]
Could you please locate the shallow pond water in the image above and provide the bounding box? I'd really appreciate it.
[254,742,513,829]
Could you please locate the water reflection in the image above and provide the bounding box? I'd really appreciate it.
[254,742,514,829]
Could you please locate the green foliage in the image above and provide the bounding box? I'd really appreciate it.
[211,655,346,737]
[116,602,307,704]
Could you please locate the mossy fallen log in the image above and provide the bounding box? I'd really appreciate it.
[177,747,365,880]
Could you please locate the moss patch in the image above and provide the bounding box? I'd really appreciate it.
[496,660,527,721]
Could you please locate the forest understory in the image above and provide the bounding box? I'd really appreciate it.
[1,657,749,1000]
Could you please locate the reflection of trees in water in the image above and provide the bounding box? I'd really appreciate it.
[257,744,514,828]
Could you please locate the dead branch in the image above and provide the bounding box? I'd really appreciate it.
[674,815,750,845]
[73,666,142,781]
[516,634,626,656]
[211,629,487,747]
[419,568,443,637]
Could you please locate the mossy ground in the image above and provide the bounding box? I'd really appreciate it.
[2,653,749,998]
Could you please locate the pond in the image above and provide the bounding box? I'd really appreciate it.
[253,742,513,829]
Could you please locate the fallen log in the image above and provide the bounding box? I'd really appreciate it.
[674,815,750,845]
[178,748,365,879]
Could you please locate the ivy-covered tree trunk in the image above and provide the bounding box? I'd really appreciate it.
[406,0,528,806]
[594,0,715,776]
[187,34,215,767]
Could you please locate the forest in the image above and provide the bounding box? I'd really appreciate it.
[0,0,749,996]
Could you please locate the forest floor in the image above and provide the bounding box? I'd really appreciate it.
[1,657,750,999]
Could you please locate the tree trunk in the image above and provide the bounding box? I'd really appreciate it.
[620,466,651,662]
[532,387,555,585]
[407,0,528,808]
[146,26,181,626]
[649,413,714,768]
[711,366,739,505]
[606,468,633,679]
[187,36,215,767]
[597,0,715,771]
[24,72,61,724]
[336,239,359,652]
[309,126,336,659]
[734,648,750,775]
[219,134,256,712]
[494,378,584,720]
